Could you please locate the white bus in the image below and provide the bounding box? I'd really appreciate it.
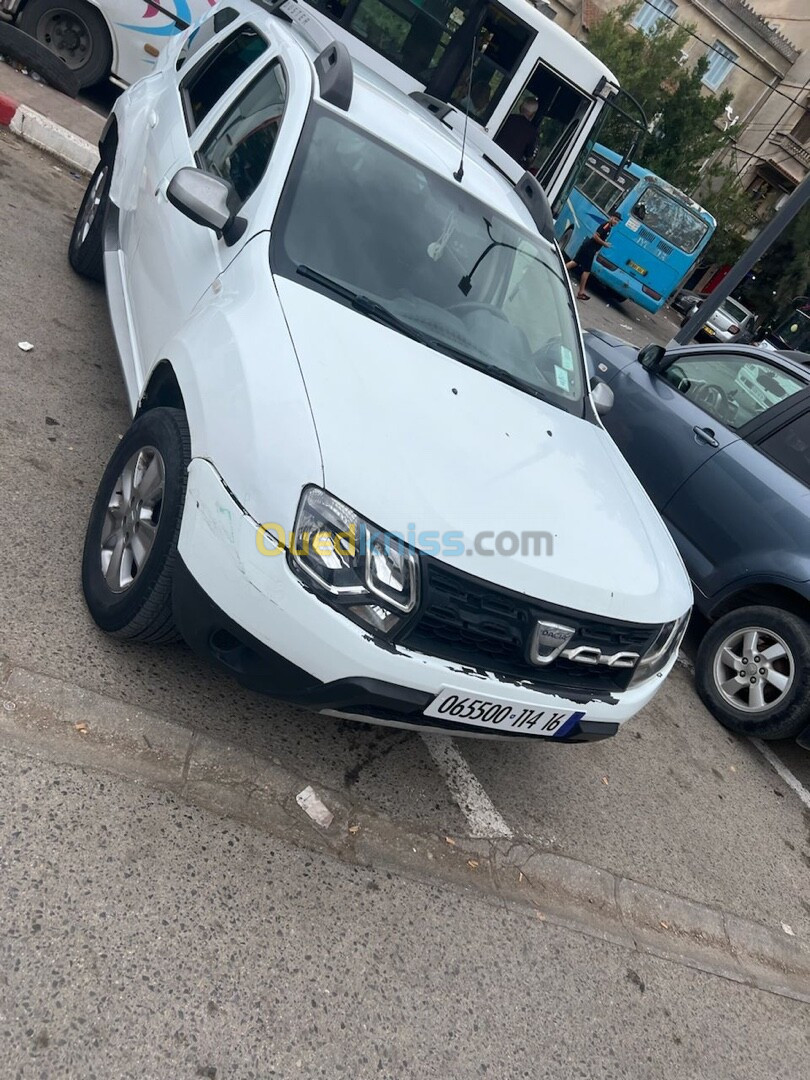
[7,0,619,203]
[301,0,620,205]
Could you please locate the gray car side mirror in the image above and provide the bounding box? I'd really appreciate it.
[638,343,667,371]
[167,167,246,247]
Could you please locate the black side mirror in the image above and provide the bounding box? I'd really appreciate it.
[638,343,667,371]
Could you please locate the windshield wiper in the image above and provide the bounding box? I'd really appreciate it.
[296,265,430,346]
[295,264,559,404]
[445,352,554,403]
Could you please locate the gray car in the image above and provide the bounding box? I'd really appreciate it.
[682,295,758,344]
[585,331,810,743]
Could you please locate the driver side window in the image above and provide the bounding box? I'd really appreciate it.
[662,352,805,430]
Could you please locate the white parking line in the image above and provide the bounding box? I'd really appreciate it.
[750,738,810,810]
[421,734,513,839]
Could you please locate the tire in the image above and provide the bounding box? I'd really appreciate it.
[0,22,79,97]
[18,0,112,89]
[68,155,111,281]
[82,408,191,643]
[695,606,810,740]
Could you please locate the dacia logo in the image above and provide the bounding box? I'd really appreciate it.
[529,620,639,669]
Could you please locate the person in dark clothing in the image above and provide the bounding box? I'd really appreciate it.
[494,96,539,166]
[566,212,621,300]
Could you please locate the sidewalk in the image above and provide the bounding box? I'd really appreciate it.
[0,60,101,172]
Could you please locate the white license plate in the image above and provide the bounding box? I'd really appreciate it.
[424,687,585,737]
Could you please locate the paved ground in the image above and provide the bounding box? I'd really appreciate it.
[2,743,808,1080]
[1,133,809,952]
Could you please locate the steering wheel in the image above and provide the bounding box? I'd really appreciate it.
[448,301,512,324]
[693,382,730,421]
[667,365,690,393]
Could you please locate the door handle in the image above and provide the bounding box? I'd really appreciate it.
[693,426,719,448]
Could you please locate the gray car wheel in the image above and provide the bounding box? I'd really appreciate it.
[695,606,810,740]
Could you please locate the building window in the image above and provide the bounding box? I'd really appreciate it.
[703,41,737,90]
[791,110,810,145]
[631,0,677,35]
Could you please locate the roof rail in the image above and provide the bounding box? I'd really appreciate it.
[514,172,554,243]
[259,0,353,111]
[408,92,455,122]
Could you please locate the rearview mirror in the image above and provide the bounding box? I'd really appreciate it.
[590,379,614,416]
[167,167,246,246]
[638,343,666,371]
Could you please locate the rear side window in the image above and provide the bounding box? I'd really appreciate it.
[199,61,287,208]
[759,412,810,487]
[176,7,240,71]
[182,26,268,131]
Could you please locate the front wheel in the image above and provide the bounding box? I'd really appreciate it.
[695,606,810,740]
[19,0,112,89]
[82,408,191,643]
[69,157,111,281]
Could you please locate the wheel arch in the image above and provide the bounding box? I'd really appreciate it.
[136,360,187,419]
[707,583,810,624]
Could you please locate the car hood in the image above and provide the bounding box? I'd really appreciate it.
[275,279,692,623]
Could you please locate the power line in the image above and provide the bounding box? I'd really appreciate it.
[635,0,808,113]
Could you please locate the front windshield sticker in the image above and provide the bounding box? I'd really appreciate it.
[554,365,571,393]
[560,346,574,371]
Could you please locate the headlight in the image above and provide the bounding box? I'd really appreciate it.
[629,610,690,687]
[288,487,419,636]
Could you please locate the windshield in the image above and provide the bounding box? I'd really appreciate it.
[721,298,750,323]
[773,310,810,351]
[272,109,586,412]
[631,184,709,253]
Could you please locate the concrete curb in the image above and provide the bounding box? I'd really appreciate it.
[0,90,98,173]
[1,654,809,1003]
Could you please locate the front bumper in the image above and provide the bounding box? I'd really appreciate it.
[174,459,675,740]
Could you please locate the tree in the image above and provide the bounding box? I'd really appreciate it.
[584,1,734,191]
[739,208,810,312]
[697,163,761,268]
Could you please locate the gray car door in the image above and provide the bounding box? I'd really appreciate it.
[663,403,810,608]
[603,351,744,507]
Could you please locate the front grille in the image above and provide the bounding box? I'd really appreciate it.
[396,558,661,694]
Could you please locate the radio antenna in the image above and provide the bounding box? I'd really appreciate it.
[454,31,480,183]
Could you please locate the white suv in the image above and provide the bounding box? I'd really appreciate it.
[71,0,691,740]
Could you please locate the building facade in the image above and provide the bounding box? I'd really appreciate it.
[538,0,808,208]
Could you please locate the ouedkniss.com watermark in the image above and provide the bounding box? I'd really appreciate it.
[255,524,554,558]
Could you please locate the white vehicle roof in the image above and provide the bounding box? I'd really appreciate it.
[482,0,617,92]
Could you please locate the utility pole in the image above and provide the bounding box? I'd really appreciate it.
[671,171,810,347]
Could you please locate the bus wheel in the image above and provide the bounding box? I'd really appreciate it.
[19,0,112,89]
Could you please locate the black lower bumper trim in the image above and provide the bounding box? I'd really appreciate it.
[171,559,620,741]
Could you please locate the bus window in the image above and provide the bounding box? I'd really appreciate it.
[628,186,709,254]
[448,5,534,122]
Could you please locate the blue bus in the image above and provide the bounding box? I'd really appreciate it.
[555,144,716,313]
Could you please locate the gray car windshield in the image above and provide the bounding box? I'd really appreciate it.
[272,110,585,412]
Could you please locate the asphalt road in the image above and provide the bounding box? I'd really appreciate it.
[1,131,809,951]
[2,744,809,1080]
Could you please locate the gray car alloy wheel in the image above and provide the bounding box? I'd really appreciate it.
[712,625,795,714]
[100,446,165,594]
[75,163,108,247]
[35,8,93,70]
